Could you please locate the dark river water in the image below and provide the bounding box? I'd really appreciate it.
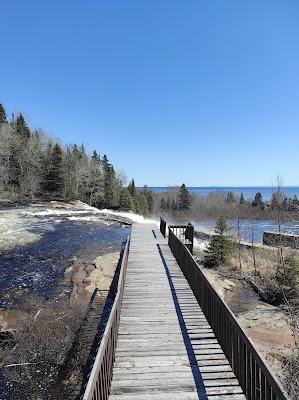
[0,219,130,308]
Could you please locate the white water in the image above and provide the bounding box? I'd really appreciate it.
[0,201,160,252]
[98,208,159,225]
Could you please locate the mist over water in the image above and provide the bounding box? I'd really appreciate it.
[149,186,299,201]
[192,218,299,244]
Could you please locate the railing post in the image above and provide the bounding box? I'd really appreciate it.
[166,228,290,400]
[160,217,166,238]
[185,222,194,254]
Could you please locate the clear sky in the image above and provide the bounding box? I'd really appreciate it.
[1,1,299,186]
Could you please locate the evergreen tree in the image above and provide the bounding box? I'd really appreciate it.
[239,192,245,205]
[160,197,166,210]
[226,191,236,203]
[275,254,299,300]
[142,185,154,212]
[139,194,149,215]
[133,196,141,214]
[102,154,117,208]
[119,188,134,211]
[293,195,299,206]
[127,179,136,198]
[0,103,7,124]
[203,216,234,268]
[252,192,264,209]
[172,198,177,210]
[177,183,191,210]
[42,143,64,196]
[15,113,30,141]
[166,197,170,210]
[87,150,102,206]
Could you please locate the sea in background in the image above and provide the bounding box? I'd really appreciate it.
[146,186,299,243]
[148,186,299,201]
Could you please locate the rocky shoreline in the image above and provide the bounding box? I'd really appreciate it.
[0,201,131,399]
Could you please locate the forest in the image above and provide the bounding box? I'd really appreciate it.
[0,103,153,215]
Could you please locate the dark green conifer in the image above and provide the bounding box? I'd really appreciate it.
[177,183,191,210]
[102,154,117,208]
[42,143,64,196]
[160,197,166,210]
[239,192,245,205]
[0,103,7,123]
[139,194,149,215]
[252,192,264,209]
[226,191,236,203]
[203,216,234,268]
[166,197,170,210]
[119,188,134,211]
[142,185,154,212]
[15,113,30,140]
[127,179,136,198]
[172,198,177,210]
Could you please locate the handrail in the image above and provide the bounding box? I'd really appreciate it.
[169,224,194,254]
[168,226,290,400]
[82,237,130,400]
[160,217,166,237]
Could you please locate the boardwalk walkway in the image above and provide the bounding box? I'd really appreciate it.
[109,224,245,400]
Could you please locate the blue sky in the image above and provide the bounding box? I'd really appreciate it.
[1,1,299,186]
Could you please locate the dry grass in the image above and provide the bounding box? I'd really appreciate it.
[0,296,86,399]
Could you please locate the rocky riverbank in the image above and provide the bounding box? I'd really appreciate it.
[202,267,295,386]
[0,201,131,399]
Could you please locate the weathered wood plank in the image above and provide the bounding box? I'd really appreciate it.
[109,224,245,399]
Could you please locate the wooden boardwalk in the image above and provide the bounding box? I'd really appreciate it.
[109,224,245,400]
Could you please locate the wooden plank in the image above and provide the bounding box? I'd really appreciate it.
[109,224,245,399]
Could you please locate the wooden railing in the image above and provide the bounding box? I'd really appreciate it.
[169,223,194,254]
[168,226,290,400]
[160,217,166,237]
[82,237,130,400]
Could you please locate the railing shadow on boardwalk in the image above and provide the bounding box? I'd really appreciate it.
[166,219,290,400]
[81,219,290,400]
[156,243,208,400]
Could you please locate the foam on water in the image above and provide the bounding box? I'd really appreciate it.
[98,208,159,225]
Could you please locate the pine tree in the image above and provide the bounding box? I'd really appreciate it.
[15,113,30,141]
[142,185,154,212]
[172,198,177,210]
[102,154,117,208]
[119,188,134,211]
[0,103,7,124]
[87,150,102,206]
[239,192,245,205]
[226,191,236,203]
[203,216,234,268]
[275,254,299,300]
[252,192,264,209]
[42,143,64,196]
[160,197,166,210]
[166,197,170,210]
[127,179,136,198]
[177,183,191,210]
[133,197,141,214]
[139,194,149,215]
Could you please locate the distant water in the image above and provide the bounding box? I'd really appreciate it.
[193,218,299,244]
[148,186,299,201]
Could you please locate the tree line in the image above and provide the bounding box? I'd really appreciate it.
[0,103,153,215]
